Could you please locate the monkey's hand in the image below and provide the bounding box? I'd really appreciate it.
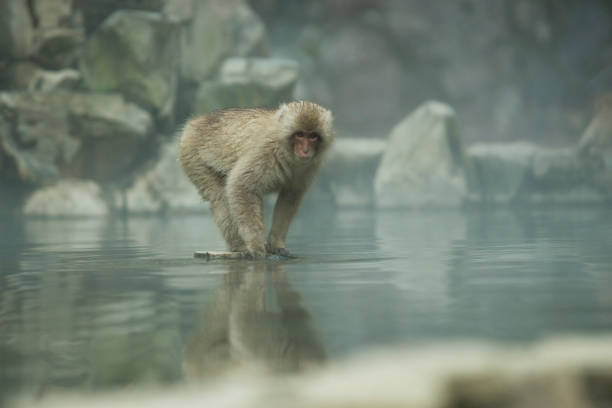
[265,242,292,258]
[242,243,267,260]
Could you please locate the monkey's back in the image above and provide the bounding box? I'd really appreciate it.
[179,108,280,176]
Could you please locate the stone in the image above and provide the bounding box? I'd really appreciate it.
[33,27,84,70]
[23,179,108,217]
[67,92,153,140]
[193,57,298,114]
[29,0,85,69]
[466,142,537,204]
[318,138,387,208]
[374,101,470,208]
[80,11,180,119]
[0,63,81,91]
[162,0,195,22]
[0,62,41,90]
[112,140,204,214]
[0,91,153,184]
[0,0,35,61]
[467,143,606,205]
[577,94,612,194]
[0,92,78,184]
[31,68,81,91]
[180,0,268,81]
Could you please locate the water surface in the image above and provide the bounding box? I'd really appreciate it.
[2,208,612,400]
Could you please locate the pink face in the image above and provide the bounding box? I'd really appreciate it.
[292,130,320,160]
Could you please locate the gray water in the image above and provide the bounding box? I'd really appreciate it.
[1,208,612,400]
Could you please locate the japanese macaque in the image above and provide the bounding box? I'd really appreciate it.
[179,101,334,258]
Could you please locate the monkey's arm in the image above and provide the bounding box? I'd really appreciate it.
[226,158,268,258]
[267,188,305,255]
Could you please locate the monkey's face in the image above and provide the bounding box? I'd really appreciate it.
[292,130,320,161]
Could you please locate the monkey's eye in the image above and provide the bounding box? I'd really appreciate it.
[308,132,320,140]
[294,131,304,138]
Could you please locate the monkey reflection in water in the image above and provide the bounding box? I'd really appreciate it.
[179,101,334,259]
[183,263,326,378]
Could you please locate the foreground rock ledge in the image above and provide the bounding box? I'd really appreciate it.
[14,336,612,408]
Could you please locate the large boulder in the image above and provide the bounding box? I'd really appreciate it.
[0,62,81,91]
[23,179,108,217]
[193,57,298,114]
[577,94,612,194]
[179,0,268,82]
[29,0,84,69]
[467,143,605,205]
[374,101,470,208]
[0,91,153,184]
[317,138,387,208]
[112,140,204,214]
[0,0,35,61]
[162,0,195,23]
[80,11,180,119]
[466,143,538,204]
[0,92,77,183]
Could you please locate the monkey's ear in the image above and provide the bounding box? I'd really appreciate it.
[320,109,334,138]
[275,103,289,121]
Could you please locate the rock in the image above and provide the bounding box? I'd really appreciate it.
[0,62,41,90]
[29,0,85,69]
[67,92,153,140]
[374,101,470,208]
[28,68,81,91]
[162,0,195,22]
[0,0,35,61]
[0,92,78,183]
[0,62,81,91]
[193,57,298,114]
[180,0,268,82]
[23,179,108,217]
[33,0,77,29]
[467,143,605,205]
[578,94,612,194]
[33,27,85,70]
[318,138,386,207]
[112,140,204,214]
[466,143,538,204]
[80,11,180,119]
[0,91,153,184]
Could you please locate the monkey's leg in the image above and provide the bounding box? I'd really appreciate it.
[192,167,246,252]
[267,189,304,256]
[209,195,247,252]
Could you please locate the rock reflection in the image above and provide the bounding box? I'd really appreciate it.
[184,262,326,379]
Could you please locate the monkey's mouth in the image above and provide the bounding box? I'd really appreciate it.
[296,150,314,160]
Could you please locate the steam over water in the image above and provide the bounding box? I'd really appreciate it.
[2,208,612,399]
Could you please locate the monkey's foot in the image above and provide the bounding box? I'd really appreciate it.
[265,244,293,258]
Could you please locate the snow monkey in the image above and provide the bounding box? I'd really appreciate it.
[179,101,334,259]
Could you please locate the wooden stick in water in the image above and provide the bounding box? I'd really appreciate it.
[193,251,296,260]
[194,251,244,260]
